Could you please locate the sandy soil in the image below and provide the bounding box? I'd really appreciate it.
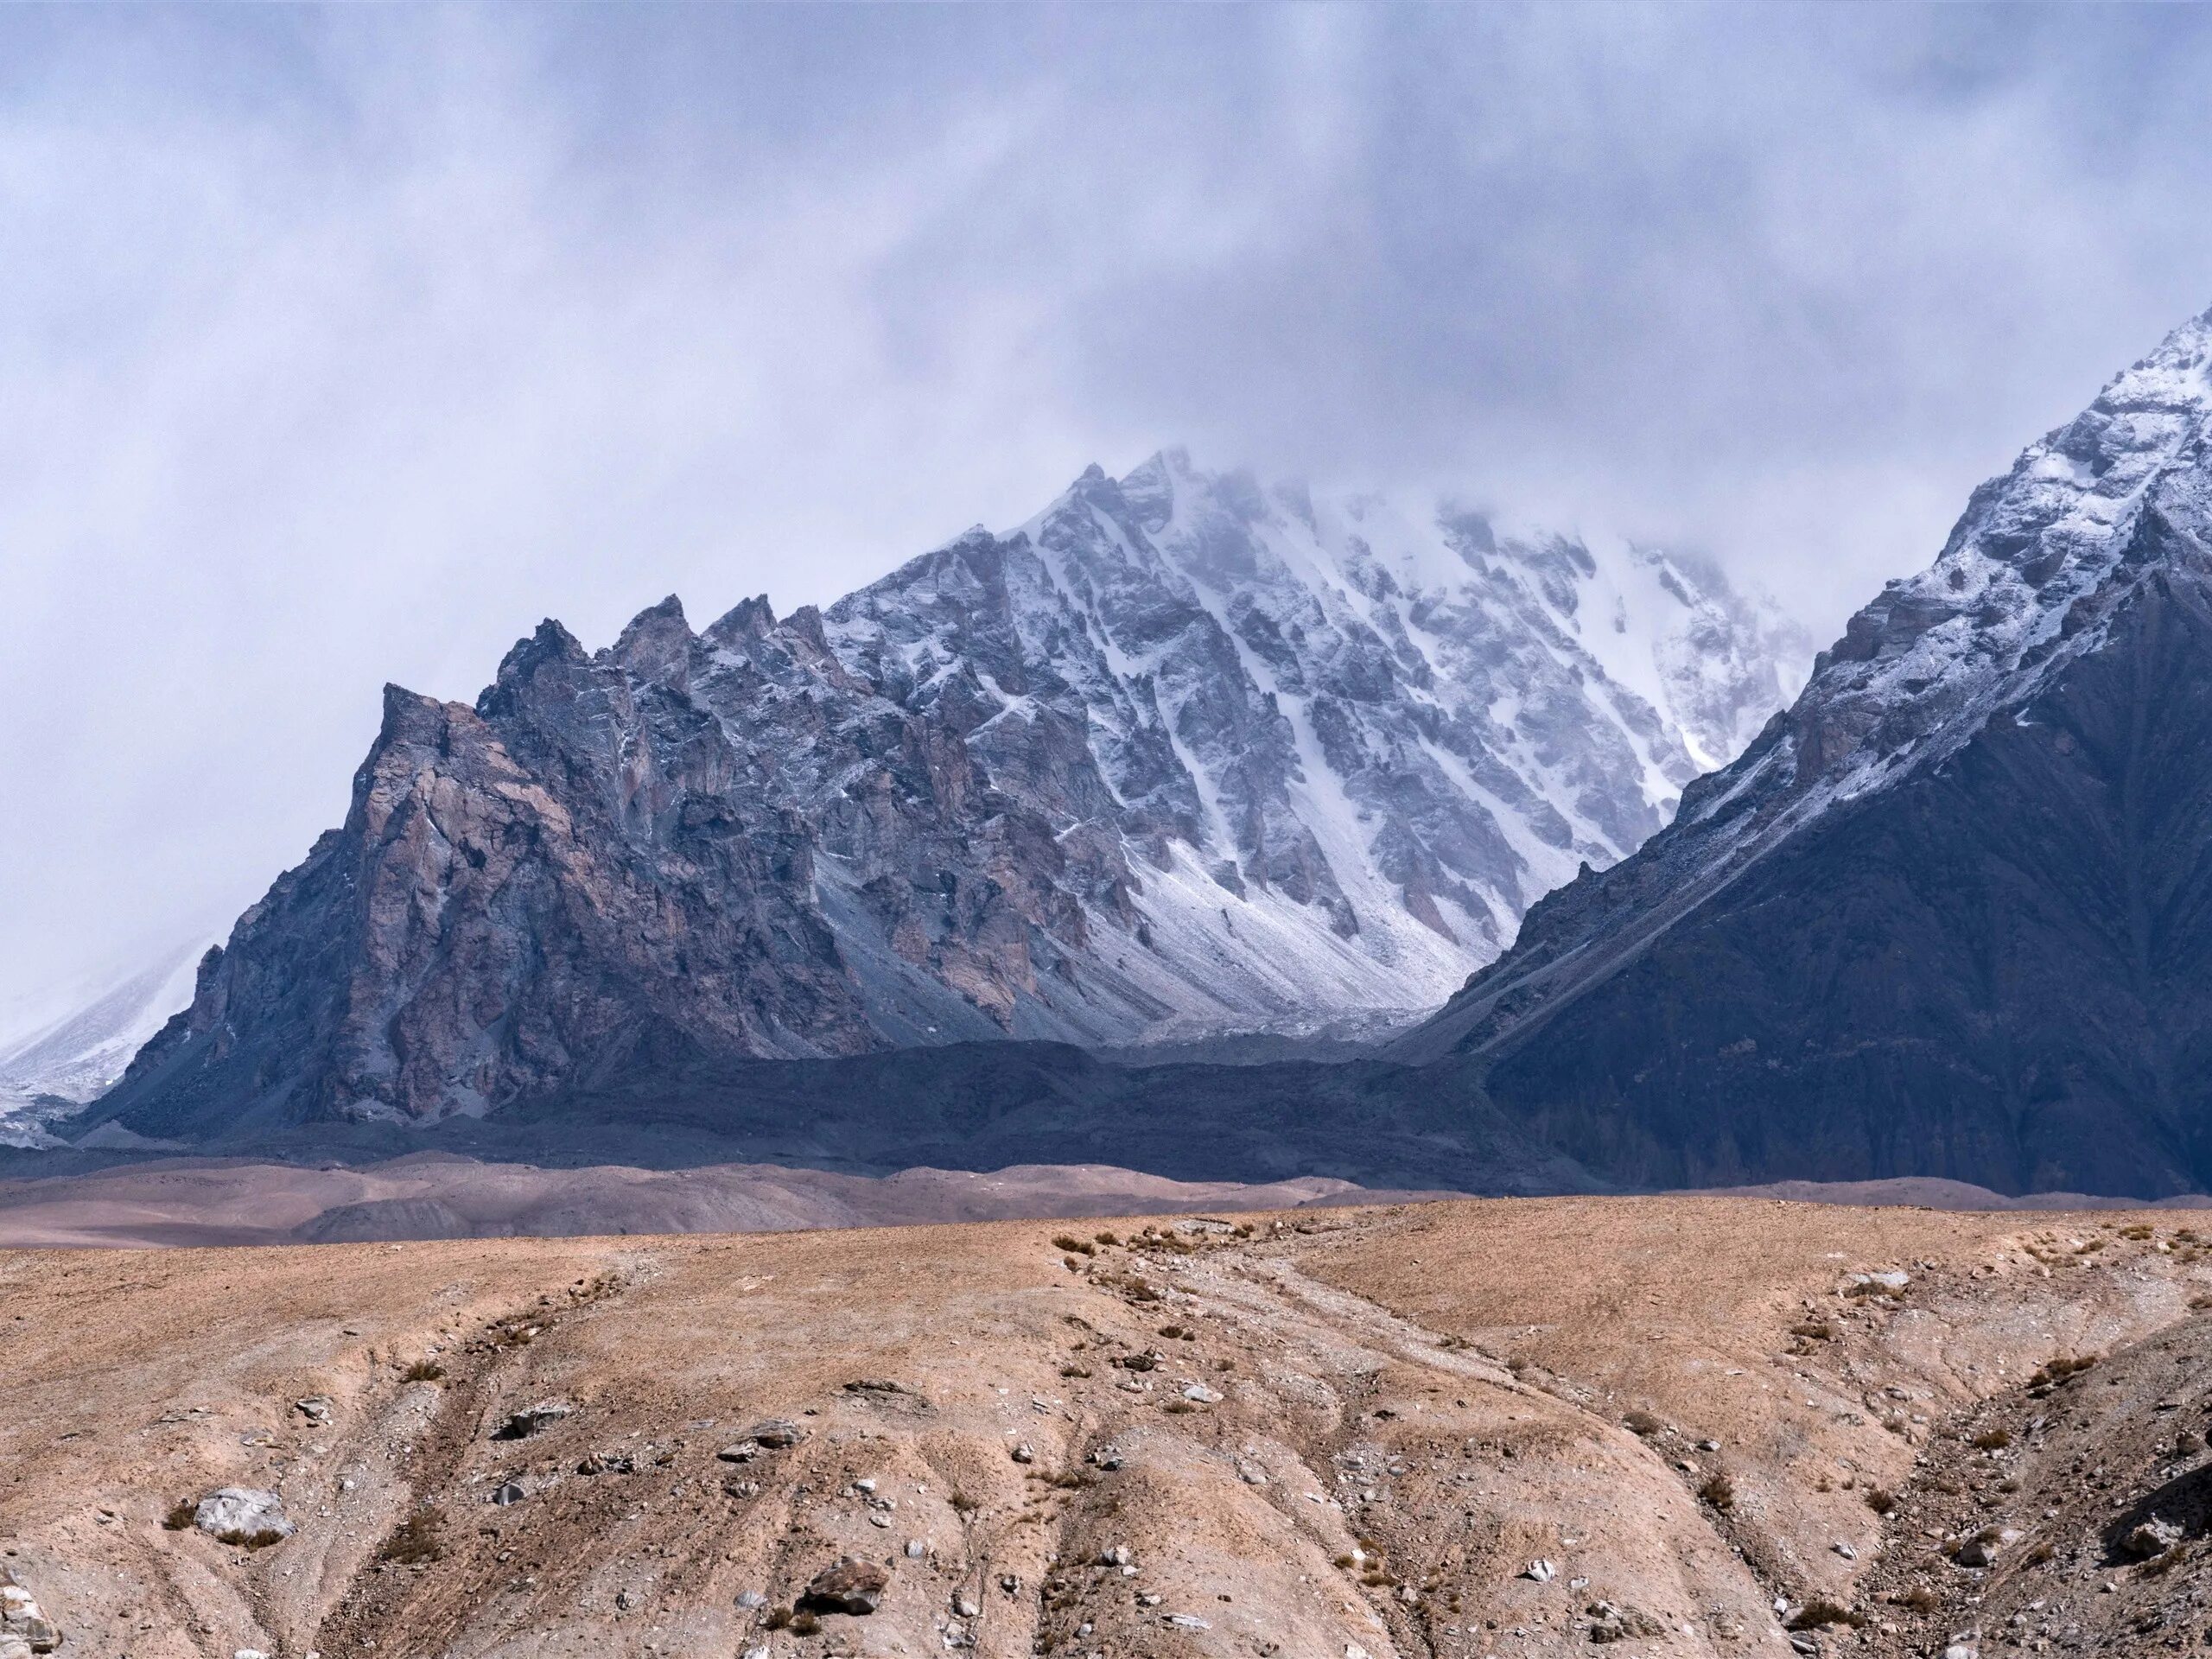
[3,1197,2209,1658]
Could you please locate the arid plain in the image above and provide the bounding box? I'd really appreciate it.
[6,1197,2211,1659]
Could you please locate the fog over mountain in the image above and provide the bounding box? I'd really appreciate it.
[12,4,2212,1018]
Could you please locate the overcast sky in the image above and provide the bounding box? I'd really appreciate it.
[7,3,2212,1028]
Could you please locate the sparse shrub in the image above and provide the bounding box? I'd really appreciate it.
[763,1605,794,1630]
[1052,1234,1095,1256]
[162,1499,198,1531]
[2028,1354,2099,1389]
[2023,1540,2054,1567]
[377,1509,444,1565]
[950,1491,981,1516]
[1095,1231,1119,1246]
[1699,1471,1736,1511]
[1791,1320,1835,1341]
[1864,1486,1897,1515]
[1899,1586,1940,1614]
[1163,1399,1198,1414]
[2120,1224,2154,1241]
[1059,1364,1092,1379]
[1788,1599,1867,1631]
[1623,1408,1664,1437]
[790,1611,822,1635]
[401,1359,444,1382]
[1971,1427,2012,1451]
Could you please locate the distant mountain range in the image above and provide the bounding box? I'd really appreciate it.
[86,451,1802,1133]
[69,308,2212,1202]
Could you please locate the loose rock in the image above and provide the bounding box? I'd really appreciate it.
[490,1402,572,1440]
[0,1578,60,1654]
[2124,1515,2182,1558]
[194,1488,296,1547]
[799,1556,888,1616]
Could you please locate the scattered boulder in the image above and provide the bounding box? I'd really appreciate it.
[842,1379,929,1410]
[1116,1351,1163,1373]
[1955,1527,2018,1568]
[747,1419,806,1449]
[1847,1271,1910,1295]
[2124,1516,2183,1559]
[1100,1545,1134,1567]
[717,1441,762,1464]
[799,1557,888,1616]
[0,1577,60,1654]
[577,1452,634,1475]
[489,1482,526,1506]
[294,1396,333,1424]
[1180,1382,1223,1404]
[1522,1559,1555,1583]
[194,1489,295,1547]
[1010,1443,1034,1464]
[490,1402,572,1440]
[1586,1601,1666,1643]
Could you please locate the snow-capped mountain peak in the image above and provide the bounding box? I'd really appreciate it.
[1663,305,2212,857]
[96,452,1808,1128]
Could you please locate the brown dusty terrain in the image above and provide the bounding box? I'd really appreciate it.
[3,1197,2209,1659]
[0,1157,2192,1255]
[0,1156,1413,1249]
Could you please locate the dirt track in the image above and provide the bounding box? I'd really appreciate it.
[4,1196,2209,1657]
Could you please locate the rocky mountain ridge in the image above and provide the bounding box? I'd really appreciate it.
[93,451,1802,1129]
[1394,305,2212,1196]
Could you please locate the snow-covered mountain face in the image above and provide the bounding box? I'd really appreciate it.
[1395,306,2212,1195]
[1694,306,2212,853]
[829,451,1803,1025]
[97,454,1803,1128]
[0,943,206,1145]
[1411,308,2212,1063]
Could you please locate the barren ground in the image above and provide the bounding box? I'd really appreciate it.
[4,1196,2209,1658]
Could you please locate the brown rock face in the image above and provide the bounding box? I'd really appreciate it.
[99,583,1144,1132]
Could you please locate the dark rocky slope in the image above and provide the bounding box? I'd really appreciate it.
[1393,306,2212,1198]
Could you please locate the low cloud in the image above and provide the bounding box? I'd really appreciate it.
[5,3,2212,1017]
